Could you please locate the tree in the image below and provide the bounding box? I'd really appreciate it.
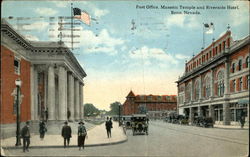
[84,103,100,116]
[108,101,122,115]
[138,104,148,114]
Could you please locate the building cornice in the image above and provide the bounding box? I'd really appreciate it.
[1,19,87,79]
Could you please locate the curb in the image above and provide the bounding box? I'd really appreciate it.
[2,136,128,149]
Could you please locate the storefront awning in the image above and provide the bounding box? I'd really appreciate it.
[238,99,249,105]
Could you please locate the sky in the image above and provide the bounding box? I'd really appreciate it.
[2,0,249,110]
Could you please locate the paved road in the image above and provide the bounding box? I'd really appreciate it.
[3,120,249,156]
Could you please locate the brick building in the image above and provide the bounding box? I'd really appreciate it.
[176,29,249,126]
[122,91,177,118]
[1,19,86,138]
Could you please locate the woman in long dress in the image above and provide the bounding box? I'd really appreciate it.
[78,121,87,150]
[39,120,46,140]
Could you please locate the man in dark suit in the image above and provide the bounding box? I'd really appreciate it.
[105,117,111,138]
[61,121,72,148]
[21,121,31,152]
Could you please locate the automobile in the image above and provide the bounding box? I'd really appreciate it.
[131,114,148,136]
[122,115,132,129]
[202,117,214,128]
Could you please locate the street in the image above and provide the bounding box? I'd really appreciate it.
[3,120,249,156]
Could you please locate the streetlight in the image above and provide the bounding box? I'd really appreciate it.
[15,79,22,146]
[118,103,122,126]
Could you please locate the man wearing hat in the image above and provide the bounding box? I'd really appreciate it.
[21,121,31,152]
[61,121,72,148]
[78,121,87,150]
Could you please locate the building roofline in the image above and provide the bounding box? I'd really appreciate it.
[1,18,86,78]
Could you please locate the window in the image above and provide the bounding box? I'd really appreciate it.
[185,84,191,102]
[166,96,171,101]
[239,77,243,91]
[232,63,235,73]
[217,71,224,97]
[195,82,200,100]
[232,80,236,92]
[223,41,226,50]
[219,44,221,52]
[238,59,242,71]
[209,51,212,58]
[14,58,20,75]
[158,96,162,101]
[246,56,249,68]
[205,77,210,98]
[148,96,152,101]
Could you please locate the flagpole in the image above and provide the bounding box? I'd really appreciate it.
[71,3,73,50]
[202,23,205,49]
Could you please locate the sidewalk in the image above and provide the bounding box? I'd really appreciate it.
[214,124,249,129]
[1,121,127,149]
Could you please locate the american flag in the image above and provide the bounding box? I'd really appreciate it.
[73,8,91,26]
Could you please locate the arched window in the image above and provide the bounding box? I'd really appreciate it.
[246,56,249,68]
[185,84,191,102]
[238,59,242,71]
[217,71,224,97]
[194,81,200,100]
[232,63,235,73]
[205,77,211,98]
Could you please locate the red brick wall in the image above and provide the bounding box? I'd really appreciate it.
[1,46,31,124]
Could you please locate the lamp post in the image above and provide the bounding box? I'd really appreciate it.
[118,103,122,126]
[15,79,22,146]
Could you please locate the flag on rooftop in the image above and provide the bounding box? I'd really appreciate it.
[73,7,91,26]
[204,22,214,34]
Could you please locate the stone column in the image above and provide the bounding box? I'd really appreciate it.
[68,73,74,121]
[223,102,230,125]
[58,66,67,121]
[33,66,38,120]
[74,79,80,120]
[79,83,83,119]
[209,105,215,120]
[189,107,194,124]
[47,65,56,120]
[44,72,47,112]
[30,65,36,120]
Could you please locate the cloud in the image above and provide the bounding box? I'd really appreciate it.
[129,46,179,65]
[52,1,67,8]
[77,28,125,55]
[35,8,58,16]
[164,14,199,29]
[175,54,190,60]
[22,21,49,31]
[24,34,39,41]
[93,8,109,18]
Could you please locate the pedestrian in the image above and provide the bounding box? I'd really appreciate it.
[61,121,72,148]
[21,121,31,152]
[78,121,87,150]
[67,108,71,121]
[240,115,245,129]
[45,108,48,122]
[105,117,111,138]
[39,120,47,140]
